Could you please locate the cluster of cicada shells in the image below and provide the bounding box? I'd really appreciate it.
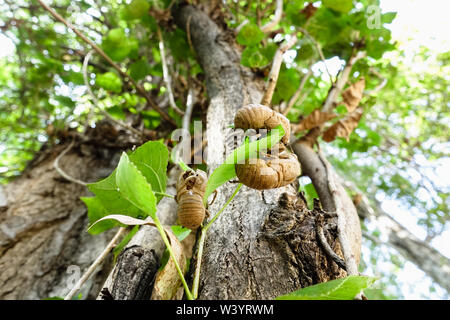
[175,169,208,230]
[175,104,301,228]
[234,104,301,190]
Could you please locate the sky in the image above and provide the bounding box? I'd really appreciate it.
[0,0,449,299]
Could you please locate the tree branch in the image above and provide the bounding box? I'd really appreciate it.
[182,87,195,131]
[53,140,89,186]
[260,0,283,33]
[261,35,298,106]
[321,50,366,113]
[282,65,312,115]
[297,26,333,84]
[36,0,176,126]
[157,26,185,116]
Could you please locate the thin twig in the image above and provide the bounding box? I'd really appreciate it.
[261,35,298,106]
[365,68,387,95]
[235,19,249,33]
[186,15,195,54]
[297,26,333,84]
[82,50,96,130]
[36,0,175,126]
[64,227,127,300]
[260,0,283,33]
[282,66,313,115]
[192,227,206,299]
[182,87,195,131]
[315,213,347,271]
[157,26,185,116]
[321,50,366,113]
[54,140,89,186]
[82,51,145,138]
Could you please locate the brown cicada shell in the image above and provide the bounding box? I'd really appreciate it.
[175,169,208,229]
[234,103,291,144]
[235,153,301,190]
[234,104,301,190]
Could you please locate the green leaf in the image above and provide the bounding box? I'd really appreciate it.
[272,67,300,104]
[87,170,142,218]
[102,29,138,61]
[295,41,316,61]
[203,125,285,203]
[177,159,190,172]
[241,46,269,68]
[96,72,122,93]
[336,104,348,115]
[322,0,353,13]
[236,23,265,46]
[124,0,150,20]
[171,225,191,242]
[276,276,378,300]
[82,196,118,235]
[102,29,130,61]
[381,12,397,24]
[129,58,151,81]
[107,105,126,120]
[116,152,157,218]
[128,141,169,202]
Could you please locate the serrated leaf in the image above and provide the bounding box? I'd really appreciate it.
[236,23,265,46]
[116,152,157,218]
[203,125,285,203]
[82,197,118,235]
[87,170,142,218]
[276,276,377,300]
[128,141,169,202]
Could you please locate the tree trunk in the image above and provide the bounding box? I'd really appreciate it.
[0,124,131,299]
[174,5,346,300]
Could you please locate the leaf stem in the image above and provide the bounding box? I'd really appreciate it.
[154,191,175,199]
[153,217,193,300]
[205,183,242,230]
[192,183,242,299]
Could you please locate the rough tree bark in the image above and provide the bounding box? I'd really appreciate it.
[173,5,347,299]
[0,123,135,299]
